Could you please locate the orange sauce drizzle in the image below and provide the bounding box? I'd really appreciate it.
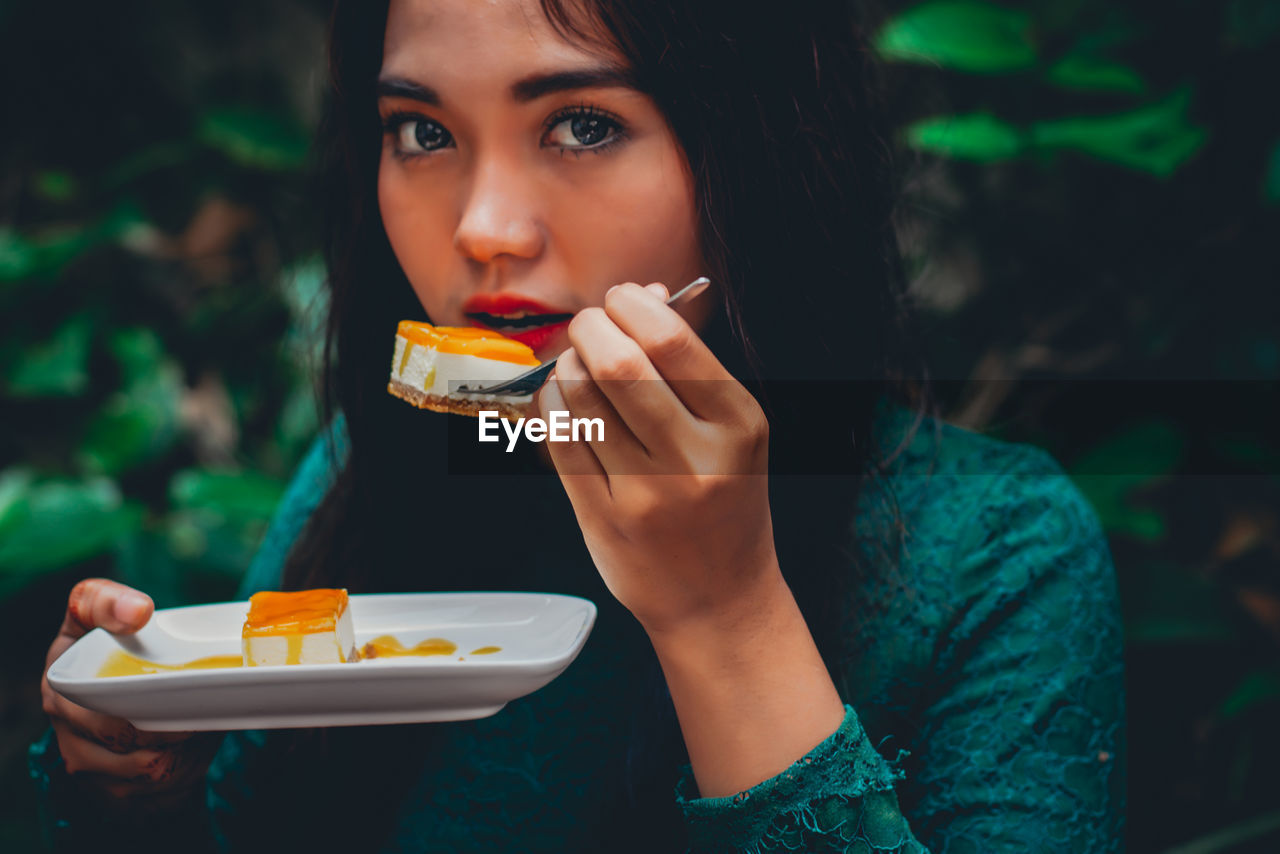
[95,635,500,677]
[242,589,348,637]
[360,635,458,658]
[97,650,242,678]
[396,321,540,366]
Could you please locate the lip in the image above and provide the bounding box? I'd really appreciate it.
[461,293,571,316]
[471,317,571,353]
[462,291,574,355]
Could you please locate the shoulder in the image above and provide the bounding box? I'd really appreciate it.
[865,403,1122,687]
[873,401,1098,523]
[874,401,1069,482]
[870,402,1114,596]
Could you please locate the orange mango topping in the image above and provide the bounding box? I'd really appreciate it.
[396,321,540,366]
[242,588,349,637]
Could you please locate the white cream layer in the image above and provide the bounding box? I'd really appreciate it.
[242,605,356,666]
[391,333,534,402]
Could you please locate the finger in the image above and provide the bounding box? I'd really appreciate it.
[45,633,75,672]
[536,377,607,480]
[553,347,648,473]
[43,676,191,753]
[603,283,748,422]
[60,578,154,641]
[538,377,613,511]
[566,305,688,457]
[53,718,170,780]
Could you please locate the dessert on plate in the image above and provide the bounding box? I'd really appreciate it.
[388,321,540,419]
[242,588,359,666]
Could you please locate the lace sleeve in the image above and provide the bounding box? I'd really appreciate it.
[674,446,1126,852]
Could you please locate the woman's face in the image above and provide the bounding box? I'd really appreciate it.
[378,0,706,359]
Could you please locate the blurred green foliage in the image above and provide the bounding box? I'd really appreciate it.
[872,1,1280,849]
[876,0,1208,174]
[0,2,328,615]
[1,0,1278,851]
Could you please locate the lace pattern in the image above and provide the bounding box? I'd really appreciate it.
[675,705,915,852]
[28,407,1125,853]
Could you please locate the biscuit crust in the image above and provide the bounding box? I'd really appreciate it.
[387,379,530,420]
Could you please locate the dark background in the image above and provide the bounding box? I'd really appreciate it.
[2,0,1278,850]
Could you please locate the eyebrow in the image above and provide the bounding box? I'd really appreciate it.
[376,66,637,106]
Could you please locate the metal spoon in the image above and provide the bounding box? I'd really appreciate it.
[454,277,711,397]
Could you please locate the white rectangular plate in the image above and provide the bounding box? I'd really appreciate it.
[47,592,596,731]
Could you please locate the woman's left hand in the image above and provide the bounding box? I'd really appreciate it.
[534,281,781,635]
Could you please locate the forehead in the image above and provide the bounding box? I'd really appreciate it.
[382,0,615,75]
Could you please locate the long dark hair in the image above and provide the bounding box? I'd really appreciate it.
[281,0,931,846]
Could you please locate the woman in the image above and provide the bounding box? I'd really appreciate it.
[33,0,1126,851]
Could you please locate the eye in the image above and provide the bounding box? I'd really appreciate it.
[544,108,624,150]
[386,115,453,155]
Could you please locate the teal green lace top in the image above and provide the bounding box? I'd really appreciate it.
[30,406,1126,852]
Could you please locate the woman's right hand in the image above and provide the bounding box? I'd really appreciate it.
[41,578,222,806]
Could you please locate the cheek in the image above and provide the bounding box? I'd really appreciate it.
[378,159,455,310]
[569,147,701,280]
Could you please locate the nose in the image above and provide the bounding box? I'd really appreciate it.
[453,152,545,264]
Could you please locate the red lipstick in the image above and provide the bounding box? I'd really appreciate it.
[461,293,569,316]
[462,292,574,355]
[493,319,570,353]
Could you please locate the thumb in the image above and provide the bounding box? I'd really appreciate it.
[62,578,154,639]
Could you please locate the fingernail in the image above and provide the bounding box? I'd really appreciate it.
[645,283,668,298]
[114,593,150,626]
[606,284,622,297]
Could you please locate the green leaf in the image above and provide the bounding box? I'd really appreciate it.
[78,328,184,475]
[5,313,93,397]
[1072,418,1186,477]
[904,112,1025,161]
[1123,561,1235,644]
[874,1,1036,73]
[112,529,185,609]
[0,468,34,531]
[170,469,286,521]
[1069,419,1185,542]
[0,226,91,282]
[33,170,78,202]
[102,142,195,189]
[1220,669,1280,720]
[1072,476,1166,541]
[164,470,286,577]
[107,327,167,387]
[162,509,270,577]
[0,476,144,581]
[197,106,310,171]
[1031,87,1209,178]
[0,202,146,284]
[1045,54,1145,95]
[277,383,321,463]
